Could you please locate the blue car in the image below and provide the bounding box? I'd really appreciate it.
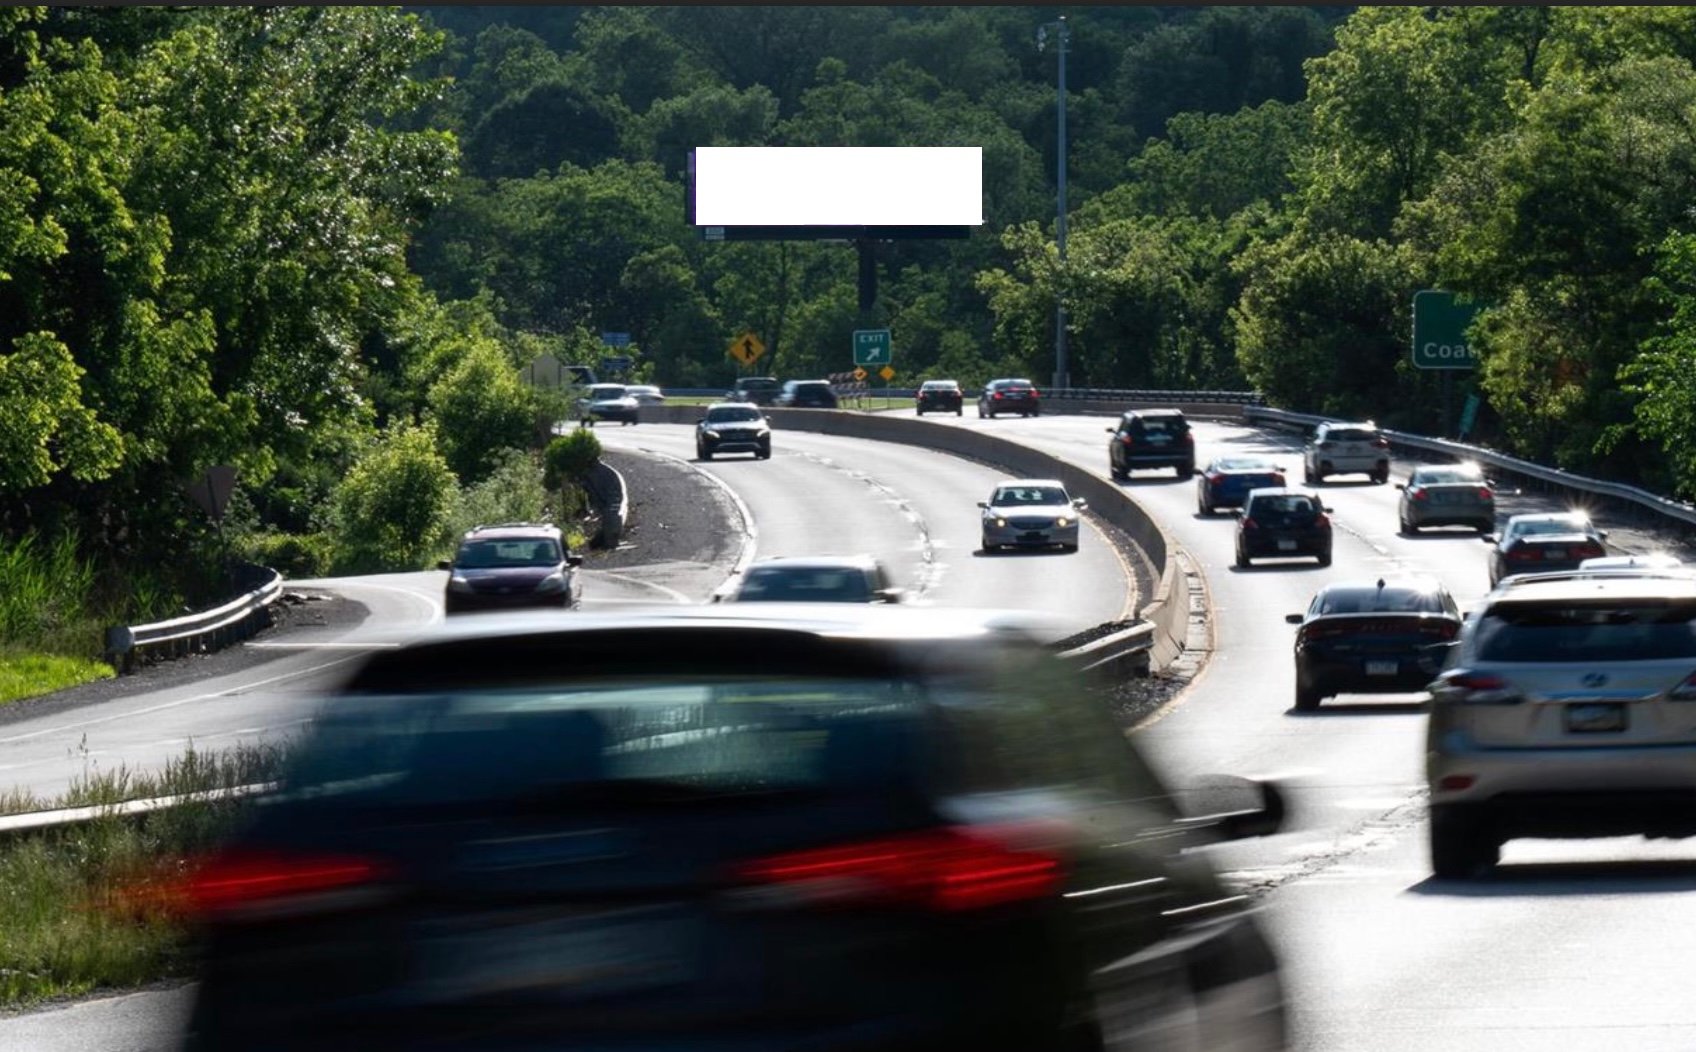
[1197,456,1287,515]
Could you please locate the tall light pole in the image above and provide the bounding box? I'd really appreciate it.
[1038,16,1070,391]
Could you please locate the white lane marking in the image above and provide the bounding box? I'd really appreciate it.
[245,642,400,650]
[0,654,367,747]
[796,451,943,598]
[584,570,692,604]
[284,578,444,625]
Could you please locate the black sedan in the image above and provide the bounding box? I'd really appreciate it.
[1234,487,1332,568]
[1284,577,1463,711]
[914,379,964,416]
[175,605,1290,1052]
[1484,511,1609,586]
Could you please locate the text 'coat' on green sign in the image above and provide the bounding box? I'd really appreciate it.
[1412,290,1485,370]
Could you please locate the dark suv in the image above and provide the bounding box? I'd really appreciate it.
[1107,408,1195,480]
[177,605,1290,1052]
[727,376,780,406]
[437,523,582,614]
[775,379,839,409]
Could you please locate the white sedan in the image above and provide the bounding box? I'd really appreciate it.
[978,478,1086,553]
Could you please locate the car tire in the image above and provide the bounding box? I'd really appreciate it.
[1236,548,1250,569]
[1110,461,1127,482]
[1373,464,1390,484]
[1317,550,1332,568]
[1429,806,1499,879]
[698,447,713,462]
[1400,511,1417,535]
[757,447,771,460]
[1295,681,1324,712]
[956,407,963,416]
[1177,464,1194,479]
[1198,499,1211,516]
[1062,543,1079,553]
[1477,521,1493,533]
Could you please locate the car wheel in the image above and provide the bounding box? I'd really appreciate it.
[1429,806,1499,879]
[1317,549,1332,568]
[1198,499,1211,516]
[956,407,963,416]
[1295,681,1324,712]
[1400,511,1417,535]
[1110,461,1127,482]
[757,447,771,460]
[699,447,713,462]
[1235,547,1250,569]
[1177,463,1194,479]
[1373,464,1390,484]
[1477,520,1493,533]
[1302,468,1314,485]
[1062,543,1079,553]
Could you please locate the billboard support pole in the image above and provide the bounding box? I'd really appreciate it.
[856,239,877,314]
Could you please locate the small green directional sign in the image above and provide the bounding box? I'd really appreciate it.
[853,329,892,367]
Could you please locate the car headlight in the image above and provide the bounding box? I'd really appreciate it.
[536,572,568,594]
[1056,517,1071,528]
[994,517,1007,528]
[448,574,473,593]
[703,429,721,439]
[755,427,770,437]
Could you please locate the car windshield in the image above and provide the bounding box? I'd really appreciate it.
[736,567,873,602]
[992,486,1068,506]
[1475,601,1696,662]
[455,538,562,569]
[589,385,626,399]
[706,406,763,423]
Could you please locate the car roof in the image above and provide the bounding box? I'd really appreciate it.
[1208,457,1278,470]
[1506,511,1590,524]
[1317,575,1448,595]
[1579,554,1684,569]
[994,477,1066,489]
[461,522,561,541]
[748,554,882,571]
[1125,408,1185,417]
[921,379,959,386]
[1245,486,1319,499]
[1485,574,1696,603]
[1318,420,1378,430]
[704,401,762,411]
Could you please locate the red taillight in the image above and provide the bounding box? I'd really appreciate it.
[1477,488,1493,501]
[1181,431,1193,443]
[1372,437,1390,449]
[1030,389,1040,399]
[1120,435,1136,446]
[1314,512,1331,528]
[1421,619,1461,639]
[185,850,385,916]
[1410,487,1428,502]
[1437,671,1520,704]
[1241,517,1258,530]
[1270,473,1286,486]
[993,392,1004,400]
[1506,544,1540,561]
[1206,472,1224,483]
[1574,541,1606,559]
[732,824,1063,913]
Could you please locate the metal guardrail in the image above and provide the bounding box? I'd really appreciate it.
[102,563,285,673]
[1055,621,1157,678]
[0,781,278,839]
[1242,406,1696,529]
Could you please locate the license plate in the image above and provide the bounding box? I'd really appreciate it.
[1277,539,1297,551]
[1147,434,1171,444]
[1365,660,1399,676]
[1565,703,1627,733]
[1022,531,1046,542]
[415,908,695,1001]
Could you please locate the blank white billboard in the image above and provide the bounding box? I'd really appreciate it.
[692,147,983,227]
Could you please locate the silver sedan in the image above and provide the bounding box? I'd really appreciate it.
[979,478,1086,553]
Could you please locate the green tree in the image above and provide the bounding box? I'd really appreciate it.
[426,338,538,483]
[329,420,457,574]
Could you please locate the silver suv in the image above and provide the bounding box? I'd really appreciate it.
[1303,421,1390,484]
[1425,571,1696,877]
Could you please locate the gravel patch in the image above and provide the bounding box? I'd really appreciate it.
[589,448,744,575]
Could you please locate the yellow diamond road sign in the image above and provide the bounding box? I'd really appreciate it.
[879,365,896,381]
[727,330,766,365]
[853,367,867,381]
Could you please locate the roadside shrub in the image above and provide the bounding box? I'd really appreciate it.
[328,421,458,574]
[241,532,334,578]
[543,428,602,491]
[426,339,538,483]
[445,447,549,539]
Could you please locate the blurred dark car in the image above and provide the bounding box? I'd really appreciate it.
[719,555,903,603]
[1196,456,1286,514]
[1235,488,1333,568]
[1105,408,1195,481]
[977,378,1040,419]
[1283,577,1462,711]
[1396,462,1495,534]
[728,376,781,406]
[1484,511,1609,586]
[177,606,1290,1052]
[774,379,839,409]
[914,379,963,416]
[437,523,582,614]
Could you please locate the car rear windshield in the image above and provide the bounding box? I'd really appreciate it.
[456,538,561,568]
[1248,495,1320,524]
[1318,588,1443,615]
[921,381,958,390]
[738,567,872,602]
[1475,601,1696,662]
[276,679,932,807]
[997,381,1034,391]
[1324,428,1378,443]
[706,406,762,423]
[1512,518,1591,537]
[1416,468,1482,485]
[1130,416,1187,435]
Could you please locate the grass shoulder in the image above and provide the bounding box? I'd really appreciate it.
[0,648,114,708]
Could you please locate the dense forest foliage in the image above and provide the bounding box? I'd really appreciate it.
[7,5,1696,648]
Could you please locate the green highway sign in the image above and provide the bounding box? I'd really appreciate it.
[853,329,892,367]
[1412,290,1484,370]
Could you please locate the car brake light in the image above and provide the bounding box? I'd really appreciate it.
[1574,541,1606,559]
[1270,473,1286,486]
[1372,437,1390,449]
[1314,512,1330,528]
[1438,671,1520,704]
[1206,472,1224,483]
[732,824,1064,912]
[1120,435,1136,446]
[1669,671,1696,701]
[182,850,387,917]
[1506,544,1540,561]
[1240,517,1258,530]
[993,392,1003,400]
[1182,431,1193,443]
[1477,488,1493,501]
[1420,620,1461,639]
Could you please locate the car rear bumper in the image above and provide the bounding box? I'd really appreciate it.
[1241,534,1329,558]
[1429,738,1696,829]
[1300,654,1440,696]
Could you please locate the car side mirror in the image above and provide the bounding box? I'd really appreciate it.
[436,560,452,571]
[1395,483,1406,490]
[1284,613,1304,625]
[1481,534,1497,543]
[1599,530,1610,540]
[977,501,989,509]
[1323,506,1334,514]
[567,555,584,568]
[874,588,903,604]
[1104,426,1116,434]
[1179,775,1287,842]
[1072,498,1087,510]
